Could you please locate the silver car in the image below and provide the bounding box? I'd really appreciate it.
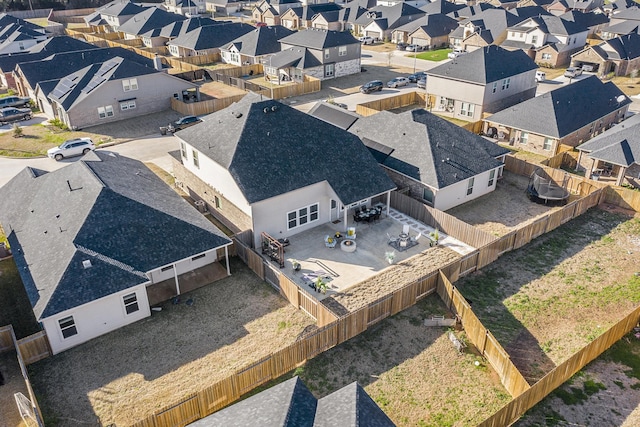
[387,77,410,88]
[47,137,95,161]
[0,107,31,124]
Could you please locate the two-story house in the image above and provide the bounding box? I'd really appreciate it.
[265,28,360,81]
[426,45,538,122]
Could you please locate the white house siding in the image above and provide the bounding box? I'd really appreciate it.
[179,141,252,217]
[42,284,150,354]
[427,76,485,121]
[65,74,195,129]
[482,71,537,114]
[251,181,337,248]
[36,90,55,118]
[435,168,498,211]
[147,248,219,283]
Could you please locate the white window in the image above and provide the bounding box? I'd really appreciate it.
[122,78,138,92]
[460,102,475,117]
[531,35,538,44]
[287,203,319,230]
[59,316,78,339]
[467,177,474,196]
[325,63,334,77]
[542,53,551,60]
[97,105,114,119]
[192,150,199,168]
[230,52,239,63]
[488,169,495,187]
[192,253,206,261]
[325,48,330,59]
[180,141,187,158]
[501,78,510,90]
[492,82,497,93]
[120,100,136,110]
[170,45,179,56]
[520,132,529,144]
[423,187,434,205]
[123,293,139,315]
[543,138,553,151]
[339,46,347,56]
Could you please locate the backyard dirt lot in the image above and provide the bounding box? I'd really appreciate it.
[29,259,314,426]
[447,171,579,237]
[456,207,640,384]
[280,295,511,427]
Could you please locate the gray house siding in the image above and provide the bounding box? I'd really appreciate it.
[65,72,195,129]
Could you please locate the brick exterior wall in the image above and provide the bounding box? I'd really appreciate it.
[172,156,252,233]
[383,166,434,206]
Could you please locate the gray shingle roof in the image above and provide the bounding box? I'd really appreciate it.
[349,109,508,189]
[307,101,360,130]
[265,46,321,69]
[314,382,396,427]
[427,45,538,85]
[17,47,165,90]
[0,36,99,73]
[0,152,231,320]
[576,113,640,167]
[486,76,631,139]
[600,32,640,60]
[159,16,220,38]
[278,28,359,49]
[189,377,317,426]
[168,22,255,50]
[176,93,396,205]
[420,0,465,15]
[226,25,294,56]
[118,7,186,36]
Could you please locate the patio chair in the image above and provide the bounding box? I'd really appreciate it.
[402,224,410,235]
[412,232,421,242]
[346,227,356,240]
[387,232,397,243]
[353,214,362,223]
[324,235,337,248]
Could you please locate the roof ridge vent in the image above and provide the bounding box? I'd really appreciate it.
[82,259,92,269]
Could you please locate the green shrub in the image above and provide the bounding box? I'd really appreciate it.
[12,124,22,138]
[49,118,69,130]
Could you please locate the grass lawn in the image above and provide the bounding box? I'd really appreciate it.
[0,123,110,158]
[0,257,41,339]
[609,75,640,97]
[455,208,640,383]
[415,48,451,61]
[251,296,511,427]
[432,113,470,127]
[498,144,549,164]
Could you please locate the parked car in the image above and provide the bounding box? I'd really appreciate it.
[255,22,268,27]
[167,115,202,133]
[47,137,95,161]
[359,80,384,94]
[405,44,424,52]
[0,107,31,124]
[564,67,583,78]
[396,42,408,50]
[535,70,546,82]
[387,77,410,88]
[408,71,427,83]
[581,64,594,72]
[447,48,465,59]
[0,95,31,108]
[417,76,427,89]
[359,36,374,45]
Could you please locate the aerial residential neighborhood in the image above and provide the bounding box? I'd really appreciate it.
[0,0,639,426]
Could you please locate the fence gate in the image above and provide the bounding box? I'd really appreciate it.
[263,262,281,291]
[14,393,38,427]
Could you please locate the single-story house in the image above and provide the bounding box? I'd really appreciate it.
[426,46,538,122]
[205,0,243,16]
[117,6,187,47]
[576,113,640,186]
[391,13,458,47]
[84,0,150,32]
[0,152,232,354]
[45,56,197,129]
[349,109,509,211]
[570,32,640,76]
[187,376,396,426]
[219,25,294,66]
[483,75,631,157]
[172,93,396,249]
[166,22,255,57]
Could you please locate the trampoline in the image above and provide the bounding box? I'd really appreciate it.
[526,168,571,205]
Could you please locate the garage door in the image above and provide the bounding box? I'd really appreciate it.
[366,31,381,39]
[412,37,429,47]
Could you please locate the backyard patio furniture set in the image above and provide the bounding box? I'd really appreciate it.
[353,205,382,223]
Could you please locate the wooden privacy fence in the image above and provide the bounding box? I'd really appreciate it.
[478,305,640,427]
[170,94,246,116]
[390,191,497,248]
[356,91,425,116]
[437,272,531,397]
[0,325,46,427]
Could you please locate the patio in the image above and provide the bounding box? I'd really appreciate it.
[269,208,474,301]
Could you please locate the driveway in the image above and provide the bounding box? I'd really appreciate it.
[82,109,182,141]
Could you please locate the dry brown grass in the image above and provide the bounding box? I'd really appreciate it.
[29,259,315,426]
[446,171,570,237]
[609,75,640,97]
[0,124,111,158]
[294,296,511,426]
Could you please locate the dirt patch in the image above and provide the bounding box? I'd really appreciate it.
[197,81,246,98]
[446,171,577,237]
[322,246,460,315]
[456,208,640,383]
[362,42,397,53]
[295,296,511,426]
[29,259,315,426]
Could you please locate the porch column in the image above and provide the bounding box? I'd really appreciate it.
[576,150,583,172]
[173,264,181,295]
[386,192,391,217]
[589,158,597,178]
[224,246,231,276]
[616,167,626,186]
[343,207,348,232]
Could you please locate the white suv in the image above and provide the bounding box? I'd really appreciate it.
[359,36,374,45]
[447,48,465,59]
[47,138,95,161]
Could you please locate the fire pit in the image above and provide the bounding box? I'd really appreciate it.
[341,239,356,253]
